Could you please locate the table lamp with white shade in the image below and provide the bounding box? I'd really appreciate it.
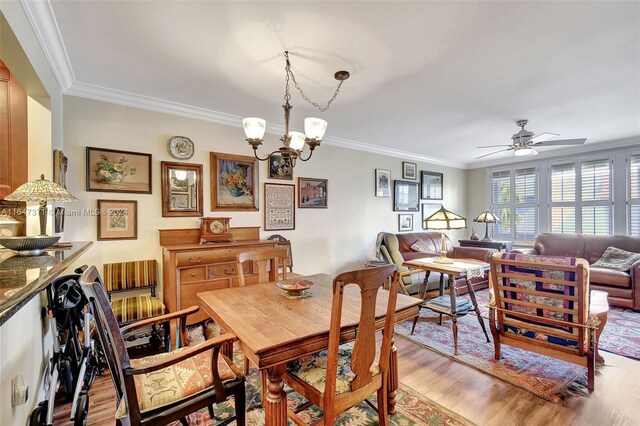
[422,205,467,264]
[473,210,500,241]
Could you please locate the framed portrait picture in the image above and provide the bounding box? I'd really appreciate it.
[421,171,443,200]
[210,152,259,211]
[97,199,137,240]
[402,161,417,180]
[86,147,152,193]
[422,203,441,224]
[53,149,68,188]
[375,169,391,197]
[269,154,293,180]
[298,177,328,208]
[264,183,295,231]
[393,180,420,211]
[398,214,413,232]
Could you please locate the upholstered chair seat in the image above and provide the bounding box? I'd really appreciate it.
[110,296,166,324]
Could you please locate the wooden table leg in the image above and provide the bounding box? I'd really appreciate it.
[419,270,431,300]
[595,312,607,363]
[465,278,490,342]
[387,335,398,415]
[264,364,287,426]
[448,276,459,355]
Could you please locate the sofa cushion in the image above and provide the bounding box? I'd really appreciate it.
[591,246,640,272]
[584,235,640,264]
[410,240,432,253]
[589,267,632,289]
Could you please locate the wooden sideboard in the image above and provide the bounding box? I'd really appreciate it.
[159,226,282,341]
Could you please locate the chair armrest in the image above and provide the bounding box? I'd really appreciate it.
[398,269,424,295]
[124,333,238,375]
[452,246,495,262]
[120,305,199,334]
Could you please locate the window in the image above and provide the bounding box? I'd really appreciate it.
[581,159,611,235]
[550,163,576,233]
[631,154,640,236]
[490,167,537,242]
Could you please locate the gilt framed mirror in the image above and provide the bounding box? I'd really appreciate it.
[161,161,203,217]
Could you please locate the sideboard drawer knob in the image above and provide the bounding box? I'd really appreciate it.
[189,257,202,264]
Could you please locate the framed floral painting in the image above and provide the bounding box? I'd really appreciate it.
[86,147,152,193]
[210,152,259,211]
[97,199,137,240]
[269,154,293,180]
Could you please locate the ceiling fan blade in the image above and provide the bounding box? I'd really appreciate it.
[477,144,512,148]
[476,148,513,159]
[530,132,559,143]
[533,138,587,146]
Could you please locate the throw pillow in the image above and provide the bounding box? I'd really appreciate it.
[410,240,431,253]
[591,246,640,272]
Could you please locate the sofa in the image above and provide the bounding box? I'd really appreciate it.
[376,231,495,296]
[527,233,640,310]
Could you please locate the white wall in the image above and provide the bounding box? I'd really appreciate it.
[62,96,468,282]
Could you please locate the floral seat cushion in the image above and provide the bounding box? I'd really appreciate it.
[110,296,166,324]
[286,345,379,395]
[503,324,580,349]
[115,347,237,417]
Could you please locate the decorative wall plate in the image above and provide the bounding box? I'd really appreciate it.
[168,136,195,160]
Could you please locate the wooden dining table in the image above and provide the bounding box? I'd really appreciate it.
[197,273,422,426]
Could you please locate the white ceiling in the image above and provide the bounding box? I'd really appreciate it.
[42,1,640,168]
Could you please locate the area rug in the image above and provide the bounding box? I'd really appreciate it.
[396,305,588,402]
[472,289,640,360]
[170,355,475,426]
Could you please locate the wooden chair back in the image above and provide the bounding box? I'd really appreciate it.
[266,234,294,272]
[489,252,590,356]
[327,264,399,395]
[236,248,289,286]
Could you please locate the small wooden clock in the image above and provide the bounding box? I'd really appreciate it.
[199,217,233,243]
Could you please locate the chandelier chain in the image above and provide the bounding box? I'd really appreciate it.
[284,52,344,112]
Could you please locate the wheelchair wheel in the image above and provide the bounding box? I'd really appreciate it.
[60,358,76,402]
[29,401,47,426]
[74,391,89,426]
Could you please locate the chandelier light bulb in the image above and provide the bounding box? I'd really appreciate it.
[288,132,306,150]
[243,117,266,140]
[514,147,537,157]
[304,117,328,140]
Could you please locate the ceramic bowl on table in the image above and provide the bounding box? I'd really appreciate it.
[277,279,314,297]
[0,236,61,256]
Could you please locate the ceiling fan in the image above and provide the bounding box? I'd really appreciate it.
[476,120,587,159]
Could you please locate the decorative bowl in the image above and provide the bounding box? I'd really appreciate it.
[277,279,314,297]
[0,236,61,256]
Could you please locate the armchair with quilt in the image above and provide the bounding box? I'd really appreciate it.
[80,266,246,425]
[488,252,609,391]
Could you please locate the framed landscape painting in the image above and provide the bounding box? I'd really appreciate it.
[210,152,259,211]
[86,147,152,193]
[298,177,328,208]
[393,180,420,211]
[97,199,137,240]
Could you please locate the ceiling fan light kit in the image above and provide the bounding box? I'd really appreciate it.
[476,119,587,159]
[242,51,349,168]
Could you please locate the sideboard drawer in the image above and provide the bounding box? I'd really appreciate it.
[207,262,238,278]
[176,251,220,266]
[180,267,206,283]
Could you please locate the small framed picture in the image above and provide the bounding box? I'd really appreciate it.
[422,203,441,225]
[421,171,443,200]
[97,199,138,240]
[375,169,391,197]
[269,154,293,180]
[298,177,328,208]
[398,214,413,232]
[264,183,295,231]
[86,147,152,193]
[402,162,417,180]
[393,180,420,211]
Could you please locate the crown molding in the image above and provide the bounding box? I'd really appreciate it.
[20,0,75,90]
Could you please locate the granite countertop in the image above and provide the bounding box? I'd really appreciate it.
[0,241,93,326]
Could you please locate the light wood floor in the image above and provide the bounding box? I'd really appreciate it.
[53,338,640,425]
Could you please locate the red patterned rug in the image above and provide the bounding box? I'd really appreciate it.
[395,297,589,402]
[472,289,640,360]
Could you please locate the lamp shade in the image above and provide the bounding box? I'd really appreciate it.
[242,117,266,140]
[473,211,500,224]
[288,131,306,150]
[514,147,537,157]
[423,206,467,230]
[304,117,327,140]
[5,175,77,203]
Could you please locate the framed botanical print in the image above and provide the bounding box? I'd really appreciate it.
[210,152,259,211]
[393,180,420,211]
[264,183,295,231]
[298,177,328,208]
[375,169,391,197]
[97,199,137,240]
[421,171,443,200]
[269,154,293,180]
[86,147,152,193]
[398,214,413,232]
[402,162,417,180]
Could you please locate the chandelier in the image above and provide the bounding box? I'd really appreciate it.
[242,51,349,167]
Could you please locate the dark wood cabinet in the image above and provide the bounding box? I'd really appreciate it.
[458,239,513,252]
[0,60,27,199]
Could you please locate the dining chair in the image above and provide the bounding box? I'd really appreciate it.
[284,264,399,426]
[80,266,246,426]
[236,247,290,375]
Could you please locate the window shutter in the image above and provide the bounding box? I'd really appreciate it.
[551,207,576,234]
[631,155,640,236]
[582,206,611,235]
[514,168,536,203]
[581,159,610,201]
[551,164,576,202]
[491,171,511,205]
